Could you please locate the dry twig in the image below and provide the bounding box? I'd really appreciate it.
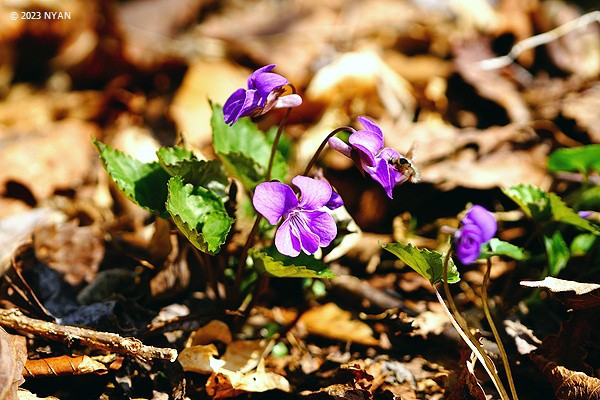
[479,11,600,70]
[0,308,177,362]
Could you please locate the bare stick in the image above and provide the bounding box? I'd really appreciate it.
[479,11,600,70]
[0,308,177,362]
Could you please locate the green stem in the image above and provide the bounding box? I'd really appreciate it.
[232,215,262,307]
[265,107,291,181]
[191,246,221,304]
[442,250,510,400]
[302,126,355,176]
[483,258,518,400]
[233,91,296,306]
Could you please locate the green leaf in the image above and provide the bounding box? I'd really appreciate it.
[487,238,526,260]
[157,146,228,190]
[166,176,233,254]
[544,232,570,276]
[503,184,600,235]
[580,186,600,208]
[156,146,195,166]
[92,138,170,217]
[210,102,287,190]
[570,233,597,256]
[381,242,459,284]
[547,145,600,175]
[248,248,336,278]
[502,185,551,222]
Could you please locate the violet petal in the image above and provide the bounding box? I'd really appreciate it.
[292,175,331,210]
[326,191,344,210]
[275,217,302,257]
[304,210,337,247]
[455,224,484,264]
[463,205,497,242]
[328,136,352,158]
[367,156,403,199]
[291,213,321,254]
[357,116,384,140]
[247,65,276,88]
[253,72,288,99]
[223,88,247,126]
[349,130,383,167]
[274,94,302,109]
[253,182,298,225]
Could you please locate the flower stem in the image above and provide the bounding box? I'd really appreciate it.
[302,126,355,176]
[265,108,291,181]
[265,83,296,181]
[483,257,519,400]
[442,250,510,400]
[234,88,297,307]
[232,214,262,307]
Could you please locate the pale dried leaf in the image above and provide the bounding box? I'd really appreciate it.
[298,303,380,346]
[177,344,224,374]
[521,277,600,310]
[0,327,26,400]
[206,359,290,399]
[220,339,272,374]
[188,319,232,346]
[410,311,448,338]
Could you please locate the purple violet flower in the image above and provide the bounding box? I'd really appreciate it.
[223,64,302,126]
[454,205,497,264]
[253,175,339,257]
[328,116,405,199]
[578,211,593,219]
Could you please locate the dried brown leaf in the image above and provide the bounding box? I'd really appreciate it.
[23,355,108,377]
[206,359,290,399]
[447,348,486,400]
[0,327,26,400]
[561,82,600,143]
[0,120,98,202]
[532,355,600,400]
[537,2,600,79]
[521,277,600,311]
[299,303,380,346]
[453,37,531,124]
[178,344,222,374]
[33,220,104,286]
[187,320,232,347]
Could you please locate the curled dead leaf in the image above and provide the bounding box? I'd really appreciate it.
[0,327,26,400]
[521,277,600,310]
[532,355,600,400]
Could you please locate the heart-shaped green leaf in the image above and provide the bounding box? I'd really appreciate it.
[166,176,233,254]
[381,242,459,284]
[547,145,600,175]
[487,238,525,260]
[157,146,229,198]
[503,184,600,235]
[249,248,336,278]
[92,138,170,217]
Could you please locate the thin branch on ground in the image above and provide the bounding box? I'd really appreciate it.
[479,11,600,70]
[0,308,178,362]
